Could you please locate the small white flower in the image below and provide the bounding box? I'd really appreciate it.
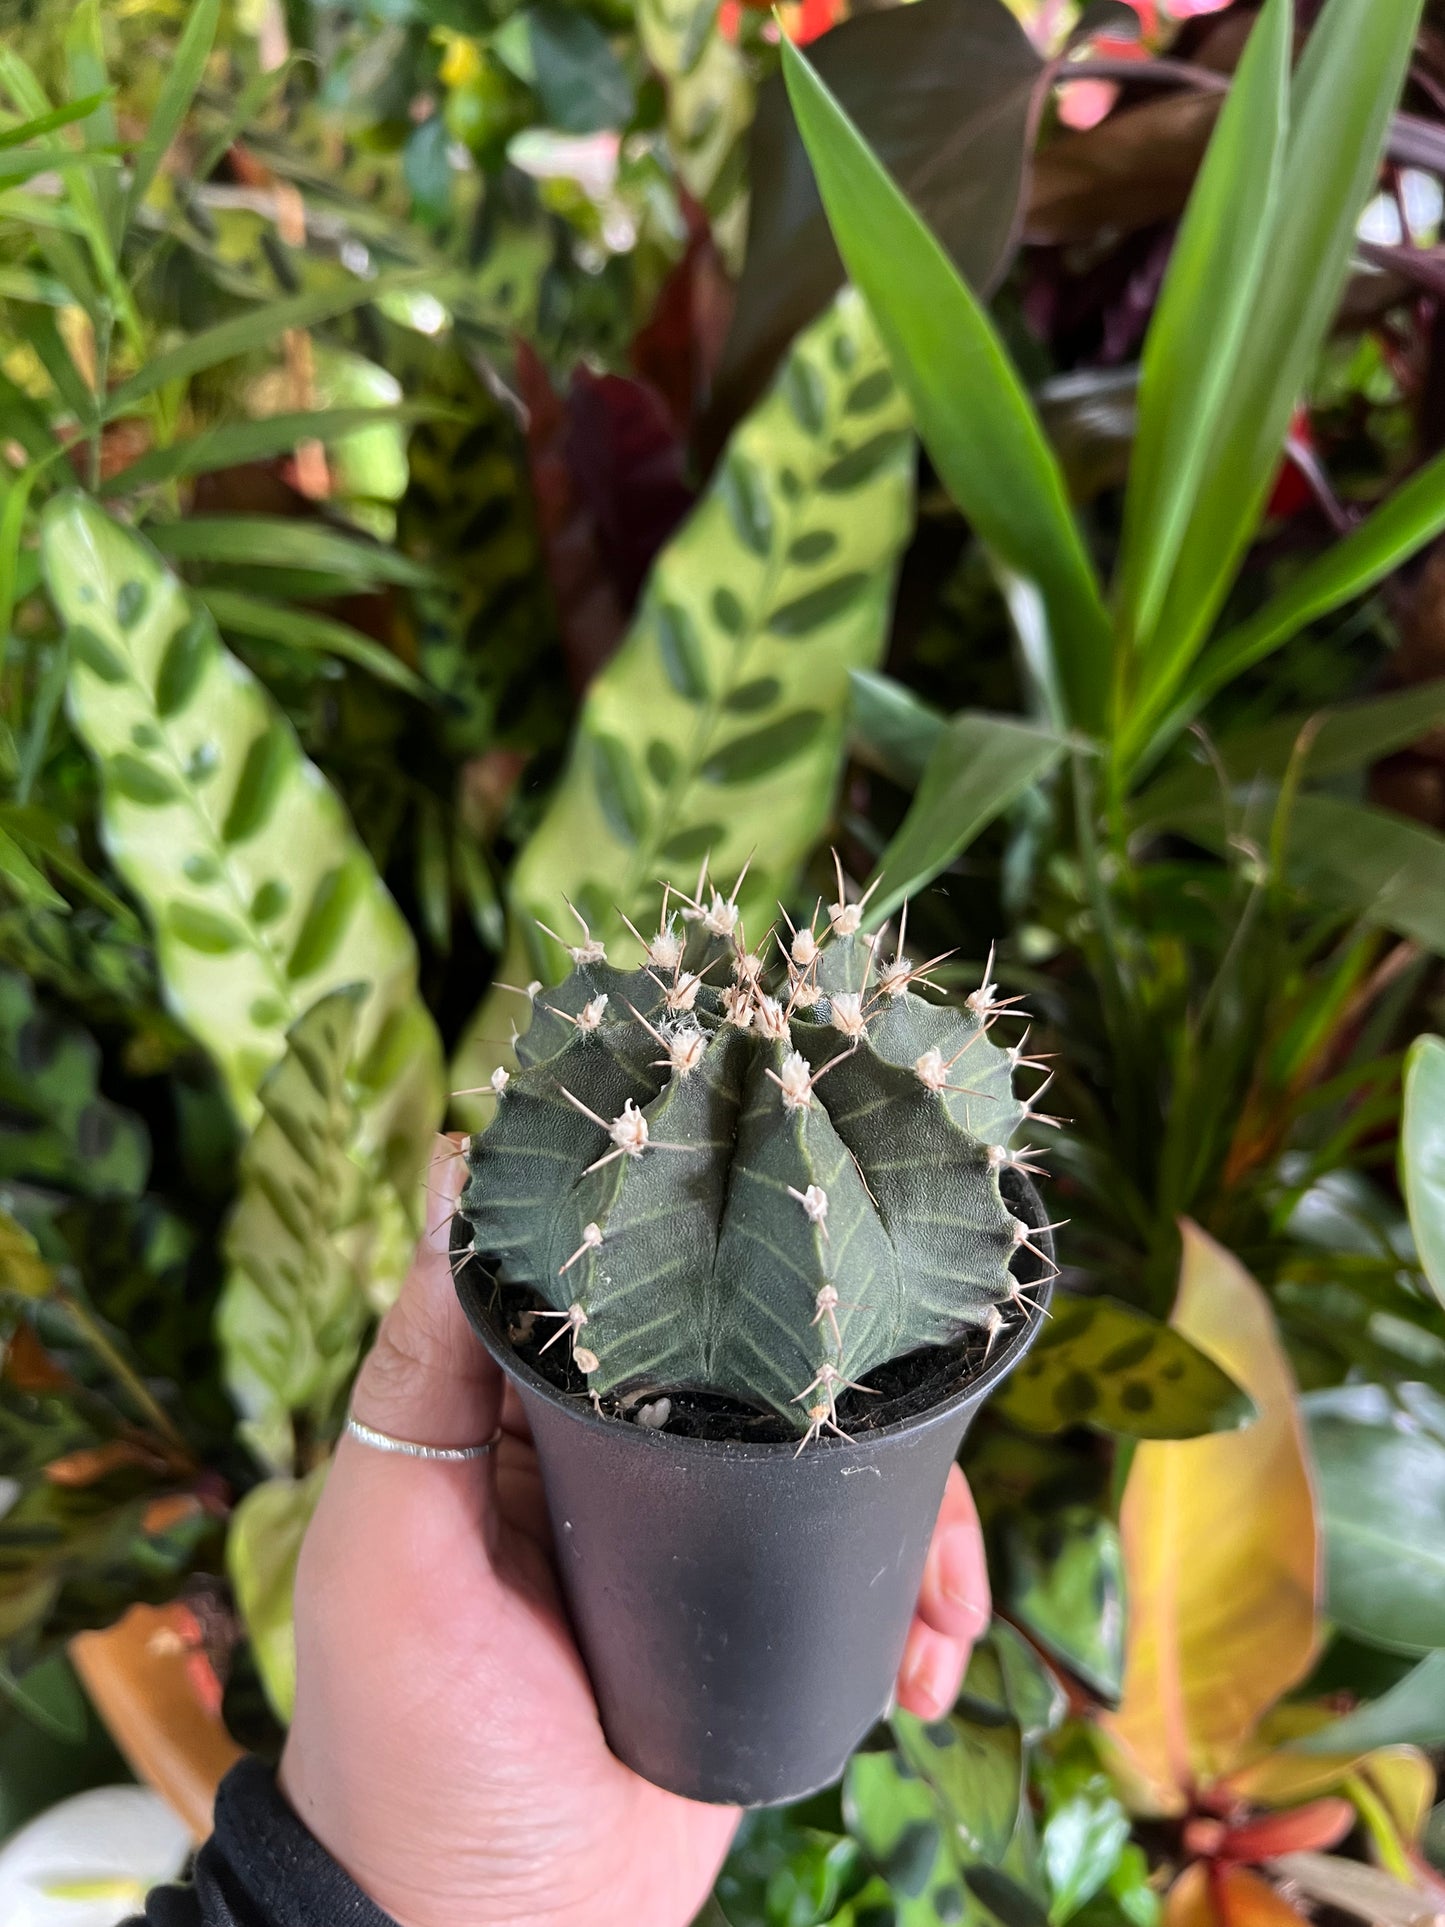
[0,1786,190,1927]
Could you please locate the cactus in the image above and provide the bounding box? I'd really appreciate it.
[457,866,1057,1443]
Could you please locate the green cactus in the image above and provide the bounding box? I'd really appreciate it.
[458,868,1057,1442]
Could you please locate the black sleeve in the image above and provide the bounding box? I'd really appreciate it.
[128,1757,400,1927]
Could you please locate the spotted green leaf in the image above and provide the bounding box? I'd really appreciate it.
[1403,1035,1445,1308]
[1004,1505,1125,1702]
[638,0,753,266]
[40,494,443,1195]
[218,988,401,1474]
[993,1295,1254,1439]
[0,968,148,1199]
[454,294,913,1116]
[226,1463,326,1724]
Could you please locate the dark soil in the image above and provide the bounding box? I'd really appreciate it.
[454,1169,1050,1444]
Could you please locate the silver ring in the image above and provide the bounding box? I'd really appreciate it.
[346,1417,502,1462]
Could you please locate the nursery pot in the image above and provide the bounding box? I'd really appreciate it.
[452,1177,1052,1808]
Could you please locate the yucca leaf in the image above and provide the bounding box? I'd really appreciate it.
[1132,446,1445,766]
[452,293,915,1118]
[1134,679,1445,828]
[1142,0,1425,694]
[0,89,112,149]
[1114,0,1290,654]
[780,34,1114,733]
[40,494,442,1198]
[866,710,1071,926]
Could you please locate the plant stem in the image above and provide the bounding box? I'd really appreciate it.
[56,1287,191,1461]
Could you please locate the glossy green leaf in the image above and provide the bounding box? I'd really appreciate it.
[1005,1506,1125,1702]
[846,1747,977,1927]
[1137,447,1445,762]
[1309,1408,1445,1654]
[1292,1651,1445,1753]
[41,494,442,1194]
[227,1464,326,1724]
[713,0,1039,431]
[781,36,1114,733]
[1036,1739,1134,1924]
[993,1294,1254,1439]
[1115,0,1289,653]
[867,711,1070,926]
[528,5,635,133]
[895,1705,1022,1866]
[453,295,914,1116]
[217,988,397,1474]
[1402,1035,1445,1307]
[1142,0,1425,695]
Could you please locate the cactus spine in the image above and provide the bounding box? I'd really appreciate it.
[458,867,1056,1442]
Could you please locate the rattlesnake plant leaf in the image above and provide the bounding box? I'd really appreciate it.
[40,494,443,1195]
[217,988,391,1474]
[0,970,147,1200]
[227,1464,327,1723]
[638,0,753,268]
[453,293,914,1119]
[993,1294,1254,1439]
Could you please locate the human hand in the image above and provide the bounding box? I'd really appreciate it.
[279,1138,992,1927]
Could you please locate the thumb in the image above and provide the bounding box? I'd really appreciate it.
[346,1134,503,1453]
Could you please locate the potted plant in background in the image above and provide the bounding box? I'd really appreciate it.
[452,868,1057,1805]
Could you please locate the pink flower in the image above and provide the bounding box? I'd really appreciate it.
[1058,0,1235,129]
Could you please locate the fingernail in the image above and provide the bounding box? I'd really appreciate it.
[938,1528,987,1622]
[902,1632,958,1719]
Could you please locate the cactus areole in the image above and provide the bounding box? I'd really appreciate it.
[456,867,1058,1446]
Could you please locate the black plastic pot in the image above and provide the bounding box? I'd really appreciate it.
[452,1179,1052,1808]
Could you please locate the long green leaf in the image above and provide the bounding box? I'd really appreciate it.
[848,667,945,788]
[1114,0,1290,653]
[41,493,443,1190]
[0,91,112,148]
[147,514,435,590]
[1403,1035,1445,1308]
[123,0,219,231]
[1162,787,1445,954]
[103,270,430,419]
[99,405,449,497]
[780,35,1114,733]
[1144,0,1425,687]
[453,293,915,1119]
[1133,448,1445,764]
[1293,1650,1445,1752]
[867,710,1070,926]
[198,587,428,697]
[1134,679,1445,827]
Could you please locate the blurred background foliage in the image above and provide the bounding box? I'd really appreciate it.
[4,0,1445,1919]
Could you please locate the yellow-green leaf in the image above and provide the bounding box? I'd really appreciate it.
[1101,1224,1319,1813]
[226,1464,327,1726]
